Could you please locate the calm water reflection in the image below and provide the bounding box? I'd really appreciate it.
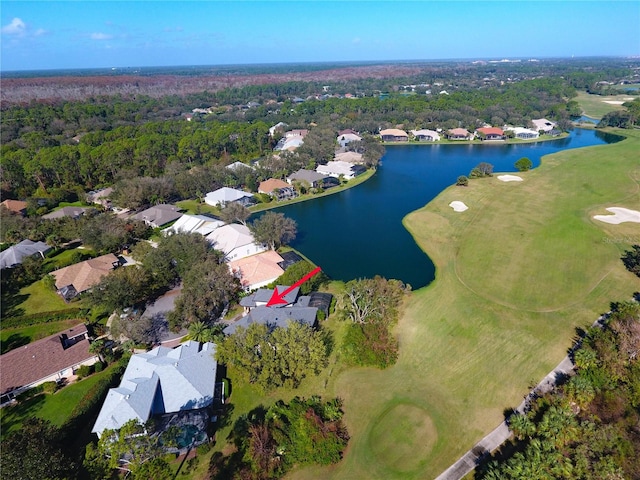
[268,129,620,289]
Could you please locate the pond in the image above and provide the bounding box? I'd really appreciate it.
[269,129,621,289]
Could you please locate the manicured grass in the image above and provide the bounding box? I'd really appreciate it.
[14,278,73,315]
[574,90,638,119]
[285,129,640,479]
[0,365,116,438]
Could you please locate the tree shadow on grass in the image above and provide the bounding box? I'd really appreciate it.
[0,394,46,439]
[1,333,31,354]
[0,291,28,319]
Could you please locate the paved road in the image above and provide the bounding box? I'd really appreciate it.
[435,314,608,480]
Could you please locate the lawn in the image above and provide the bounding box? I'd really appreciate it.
[283,128,640,479]
[0,364,118,438]
[12,278,72,315]
[574,90,638,119]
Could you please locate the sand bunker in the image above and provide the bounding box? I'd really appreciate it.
[602,100,625,105]
[449,201,468,212]
[593,207,640,224]
[497,174,523,182]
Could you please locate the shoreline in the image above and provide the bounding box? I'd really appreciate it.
[381,132,570,146]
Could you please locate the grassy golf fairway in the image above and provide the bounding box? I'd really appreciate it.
[288,129,640,480]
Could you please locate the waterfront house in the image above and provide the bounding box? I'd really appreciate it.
[531,118,557,133]
[475,127,505,141]
[316,161,366,180]
[510,127,540,140]
[410,129,441,141]
[446,128,472,140]
[287,169,335,189]
[380,128,409,142]
[204,187,255,208]
[229,250,286,291]
[258,178,296,201]
[163,214,224,236]
[206,223,266,261]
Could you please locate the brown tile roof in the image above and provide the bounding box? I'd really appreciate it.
[51,253,119,293]
[476,127,504,136]
[1,199,28,215]
[0,324,95,395]
[229,250,285,289]
[259,178,291,194]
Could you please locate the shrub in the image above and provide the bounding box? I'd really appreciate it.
[456,175,469,186]
[515,157,533,171]
[93,361,105,373]
[75,364,94,379]
[42,381,58,394]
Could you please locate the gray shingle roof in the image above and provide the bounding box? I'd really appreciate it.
[0,240,51,269]
[223,306,317,335]
[92,341,217,438]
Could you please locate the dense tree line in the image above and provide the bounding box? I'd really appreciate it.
[209,396,349,480]
[1,73,588,202]
[478,300,640,479]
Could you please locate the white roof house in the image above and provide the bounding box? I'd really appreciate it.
[410,129,441,141]
[206,224,266,261]
[510,127,540,139]
[92,341,217,438]
[163,214,224,237]
[531,118,557,132]
[204,187,255,208]
[337,132,362,148]
[317,161,363,180]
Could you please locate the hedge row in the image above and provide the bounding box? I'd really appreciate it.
[61,357,128,438]
[2,308,87,329]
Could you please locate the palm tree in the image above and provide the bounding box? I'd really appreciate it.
[188,321,210,343]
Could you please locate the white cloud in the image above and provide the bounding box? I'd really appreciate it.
[2,18,26,36]
[34,28,48,37]
[90,32,113,40]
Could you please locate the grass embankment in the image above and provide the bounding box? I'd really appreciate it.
[574,90,638,119]
[1,318,83,354]
[286,129,640,479]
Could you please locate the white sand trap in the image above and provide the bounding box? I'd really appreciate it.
[497,174,523,182]
[449,201,468,212]
[593,207,640,224]
[602,100,625,105]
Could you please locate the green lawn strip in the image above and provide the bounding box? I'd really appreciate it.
[13,278,75,315]
[286,129,640,479]
[0,318,82,354]
[0,365,116,438]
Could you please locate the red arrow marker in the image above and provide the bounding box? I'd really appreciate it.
[266,266,322,307]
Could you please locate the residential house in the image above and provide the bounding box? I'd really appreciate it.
[476,127,505,141]
[334,151,365,164]
[0,199,28,216]
[0,240,51,269]
[531,118,557,133]
[446,128,473,140]
[86,188,113,209]
[51,253,120,300]
[204,187,255,208]
[274,134,305,152]
[258,178,296,201]
[287,169,338,189]
[0,324,99,404]
[337,131,362,148]
[240,286,301,311]
[316,161,366,180]
[132,204,183,228]
[163,214,224,237]
[228,250,285,291]
[510,127,540,140]
[91,341,218,440]
[226,161,254,172]
[285,129,309,138]
[379,129,409,142]
[42,206,92,220]
[269,122,288,137]
[223,305,318,335]
[410,129,441,141]
[206,224,266,261]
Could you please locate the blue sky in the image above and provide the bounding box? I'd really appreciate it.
[1,1,639,71]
